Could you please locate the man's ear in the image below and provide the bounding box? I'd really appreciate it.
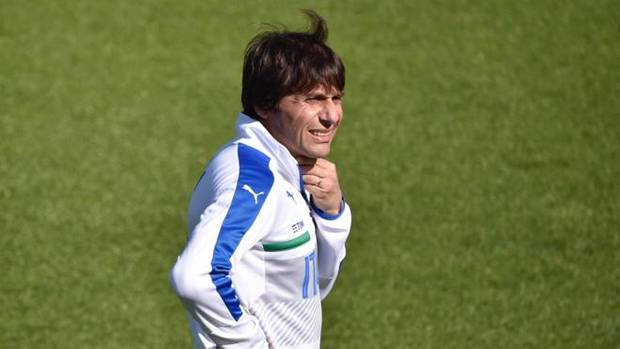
[255,106,269,120]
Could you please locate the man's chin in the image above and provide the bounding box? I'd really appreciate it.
[308,148,330,159]
[291,143,332,159]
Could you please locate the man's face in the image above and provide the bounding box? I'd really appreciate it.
[260,85,343,159]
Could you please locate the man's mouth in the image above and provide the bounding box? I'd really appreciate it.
[309,129,333,142]
[309,129,331,136]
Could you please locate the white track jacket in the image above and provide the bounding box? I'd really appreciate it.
[171,113,351,349]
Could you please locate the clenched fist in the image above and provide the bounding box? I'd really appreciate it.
[298,157,343,215]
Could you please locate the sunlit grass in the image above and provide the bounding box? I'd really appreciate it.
[1,1,618,347]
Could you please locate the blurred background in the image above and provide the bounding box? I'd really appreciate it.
[1,1,618,347]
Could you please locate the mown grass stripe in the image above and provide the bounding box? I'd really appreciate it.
[263,231,310,251]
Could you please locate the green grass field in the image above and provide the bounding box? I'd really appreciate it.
[1,1,619,347]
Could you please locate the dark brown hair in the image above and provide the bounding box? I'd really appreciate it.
[241,10,345,118]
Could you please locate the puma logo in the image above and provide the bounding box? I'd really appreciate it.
[242,184,264,204]
[286,190,296,203]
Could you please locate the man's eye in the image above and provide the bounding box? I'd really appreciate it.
[305,95,342,102]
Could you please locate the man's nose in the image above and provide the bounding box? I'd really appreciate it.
[319,100,340,126]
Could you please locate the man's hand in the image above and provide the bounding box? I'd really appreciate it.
[298,157,342,215]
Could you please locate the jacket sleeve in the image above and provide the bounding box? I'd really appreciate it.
[311,199,352,299]
[170,143,274,348]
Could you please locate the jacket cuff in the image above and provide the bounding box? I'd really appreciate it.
[310,196,345,220]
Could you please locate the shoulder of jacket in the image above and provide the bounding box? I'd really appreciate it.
[208,142,275,186]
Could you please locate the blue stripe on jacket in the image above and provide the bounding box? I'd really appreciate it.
[210,143,274,321]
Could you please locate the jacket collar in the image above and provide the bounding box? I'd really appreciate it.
[235,113,301,188]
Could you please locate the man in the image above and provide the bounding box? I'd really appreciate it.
[170,10,351,349]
